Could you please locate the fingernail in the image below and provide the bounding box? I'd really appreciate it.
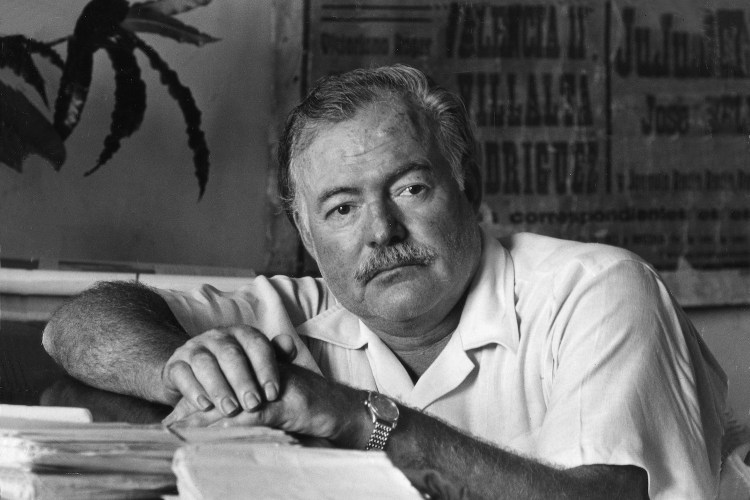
[243,392,260,411]
[220,397,239,416]
[264,382,278,401]
[197,395,213,411]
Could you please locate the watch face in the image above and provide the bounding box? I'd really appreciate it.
[370,393,399,423]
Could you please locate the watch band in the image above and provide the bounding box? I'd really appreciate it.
[363,391,399,451]
[366,421,395,451]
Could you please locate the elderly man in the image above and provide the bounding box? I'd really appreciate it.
[43,65,725,499]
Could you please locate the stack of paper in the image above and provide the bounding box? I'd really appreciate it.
[0,405,296,500]
[0,404,423,499]
[0,467,175,500]
[172,442,423,500]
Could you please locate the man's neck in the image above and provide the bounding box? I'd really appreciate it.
[392,333,453,381]
[367,295,465,380]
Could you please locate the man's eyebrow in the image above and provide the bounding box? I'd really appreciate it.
[316,161,434,207]
[317,186,360,207]
[389,160,434,182]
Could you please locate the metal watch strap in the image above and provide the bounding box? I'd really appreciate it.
[365,421,395,451]
[364,391,399,451]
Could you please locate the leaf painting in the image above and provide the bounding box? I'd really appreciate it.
[0,81,66,172]
[1,0,217,198]
[0,35,64,106]
[133,35,209,197]
[123,4,220,46]
[53,0,131,140]
[131,0,214,17]
[86,32,147,176]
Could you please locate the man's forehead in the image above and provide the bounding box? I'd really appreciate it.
[304,103,432,155]
[289,98,444,212]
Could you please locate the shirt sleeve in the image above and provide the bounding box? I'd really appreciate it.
[154,275,333,372]
[536,257,726,499]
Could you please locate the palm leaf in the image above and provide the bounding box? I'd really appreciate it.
[86,31,147,176]
[129,0,214,16]
[52,35,94,139]
[21,37,65,70]
[132,35,209,198]
[123,4,219,46]
[53,0,130,139]
[0,80,66,172]
[0,35,52,106]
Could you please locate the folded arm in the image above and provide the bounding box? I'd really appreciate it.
[43,281,295,414]
[43,281,188,404]
[390,400,648,500]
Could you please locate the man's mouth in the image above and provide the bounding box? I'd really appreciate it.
[353,242,437,284]
[361,262,425,284]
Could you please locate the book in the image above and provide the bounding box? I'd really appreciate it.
[172,441,423,500]
[0,466,175,500]
[0,405,423,499]
[0,405,295,500]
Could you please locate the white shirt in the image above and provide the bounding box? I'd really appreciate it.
[159,231,726,499]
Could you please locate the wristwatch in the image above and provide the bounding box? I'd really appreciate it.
[363,391,399,451]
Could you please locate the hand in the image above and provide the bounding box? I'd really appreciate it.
[161,325,297,416]
[164,364,370,449]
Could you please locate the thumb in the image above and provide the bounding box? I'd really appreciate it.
[163,397,204,425]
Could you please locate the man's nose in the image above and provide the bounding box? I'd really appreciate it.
[366,201,405,247]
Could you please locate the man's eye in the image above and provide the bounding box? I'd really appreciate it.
[325,203,356,220]
[403,185,425,196]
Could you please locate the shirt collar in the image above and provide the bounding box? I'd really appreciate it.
[455,228,520,353]
[298,227,519,353]
[296,302,369,349]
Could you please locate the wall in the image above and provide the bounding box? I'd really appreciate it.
[688,306,750,425]
[0,0,275,270]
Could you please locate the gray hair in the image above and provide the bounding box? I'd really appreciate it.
[276,64,481,223]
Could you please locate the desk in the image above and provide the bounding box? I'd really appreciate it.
[0,320,62,405]
[0,321,463,499]
[0,320,170,423]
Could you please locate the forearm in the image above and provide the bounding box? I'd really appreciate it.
[383,406,647,500]
[42,281,188,403]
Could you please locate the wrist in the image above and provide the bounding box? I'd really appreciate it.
[362,391,400,451]
[330,390,373,449]
[155,360,181,405]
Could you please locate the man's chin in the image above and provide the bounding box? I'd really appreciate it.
[363,279,437,321]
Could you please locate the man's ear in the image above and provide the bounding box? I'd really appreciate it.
[293,210,317,261]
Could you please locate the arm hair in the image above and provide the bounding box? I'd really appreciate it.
[43,281,188,404]
[391,405,649,500]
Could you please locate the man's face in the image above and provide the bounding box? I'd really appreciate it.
[293,100,481,335]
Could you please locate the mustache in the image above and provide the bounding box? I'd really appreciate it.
[354,241,437,284]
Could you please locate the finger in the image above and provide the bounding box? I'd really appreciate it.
[272,334,298,362]
[163,397,199,425]
[164,360,214,412]
[210,340,264,412]
[236,333,281,402]
[208,410,265,428]
[187,348,242,417]
[169,402,265,429]
[167,405,226,429]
